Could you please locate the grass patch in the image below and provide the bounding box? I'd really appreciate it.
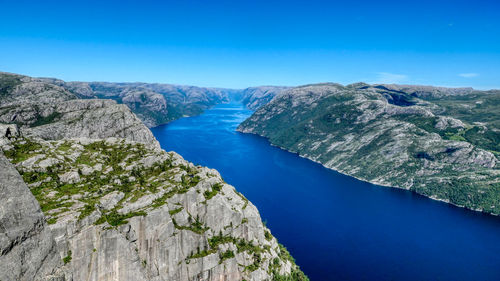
[219,250,235,264]
[169,207,183,216]
[63,250,72,265]
[30,112,62,127]
[172,217,209,234]
[95,210,147,226]
[204,182,223,200]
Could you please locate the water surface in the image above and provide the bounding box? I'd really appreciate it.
[151,103,500,281]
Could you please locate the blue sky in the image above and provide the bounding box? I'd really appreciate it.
[0,0,499,89]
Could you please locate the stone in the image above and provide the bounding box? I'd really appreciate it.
[0,153,62,281]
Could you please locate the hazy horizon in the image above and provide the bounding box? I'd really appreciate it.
[3,69,499,91]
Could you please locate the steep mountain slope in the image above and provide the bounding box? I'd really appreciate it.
[0,151,61,281]
[238,83,500,215]
[0,73,307,280]
[13,73,288,128]
[0,72,158,146]
[42,78,232,127]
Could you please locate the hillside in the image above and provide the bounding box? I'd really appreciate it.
[238,83,500,215]
[0,72,307,280]
[1,72,288,129]
[40,77,232,127]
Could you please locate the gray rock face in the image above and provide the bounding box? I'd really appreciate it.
[0,124,19,146]
[0,153,61,281]
[0,71,306,280]
[379,84,475,99]
[1,136,304,281]
[239,83,500,215]
[22,99,160,148]
[0,73,159,148]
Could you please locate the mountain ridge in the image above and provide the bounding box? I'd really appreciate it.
[238,83,500,215]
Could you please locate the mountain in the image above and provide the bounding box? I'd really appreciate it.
[38,77,288,127]
[40,77,232,128]
[0,72,158,145]
[0,72,307,281]
[238,83,500,215]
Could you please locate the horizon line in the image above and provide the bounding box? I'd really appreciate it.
[2,70,498,91]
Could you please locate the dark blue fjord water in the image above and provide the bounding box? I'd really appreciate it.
[151,103,500,281]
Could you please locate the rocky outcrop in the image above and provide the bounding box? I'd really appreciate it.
[238,83,500,215]
[0,71,307,280]
[1,136,305,280]
[0,73,159,148]
[22,99,160,148]
[378,84,474,99]
[0,152,61,281]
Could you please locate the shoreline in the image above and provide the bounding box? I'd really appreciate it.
[236,128,498,217]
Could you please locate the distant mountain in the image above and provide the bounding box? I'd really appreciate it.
[37,77,289,127]
[39,77,233,127]
[238,83,500,215]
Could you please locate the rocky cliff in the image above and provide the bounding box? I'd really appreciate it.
[238,83,500,215]
[41,78,232,128]
[40,76,291,125]
[0,150,61,281]
[15,73,289,128]
[0,72,307,280]
[0,72,158,147]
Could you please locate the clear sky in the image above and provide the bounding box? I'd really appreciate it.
[0,0,499,89]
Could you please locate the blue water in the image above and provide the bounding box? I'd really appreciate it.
[151,103,500,281]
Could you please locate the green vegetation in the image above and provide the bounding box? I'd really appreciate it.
[63,250,72,265]
[0,126,307,279]
[1,137,208,225]
[0,74,307,280]
[185,230,308,279]
[204,182,223,200]
[168,207,183,216]
[394,115,500,154]
[187,247,215,259]
[270,244,309,281]
[272,269,310,281]
[239,84,500,215]
[265,230,272,241]
[219,250,235,263]
[95,210,147,226]
[185,231,273,273]
[0,73,22,98]
[3,138,42,163]
[30,112,62,127]
[172,217,208,234]
[78,202,97,220]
